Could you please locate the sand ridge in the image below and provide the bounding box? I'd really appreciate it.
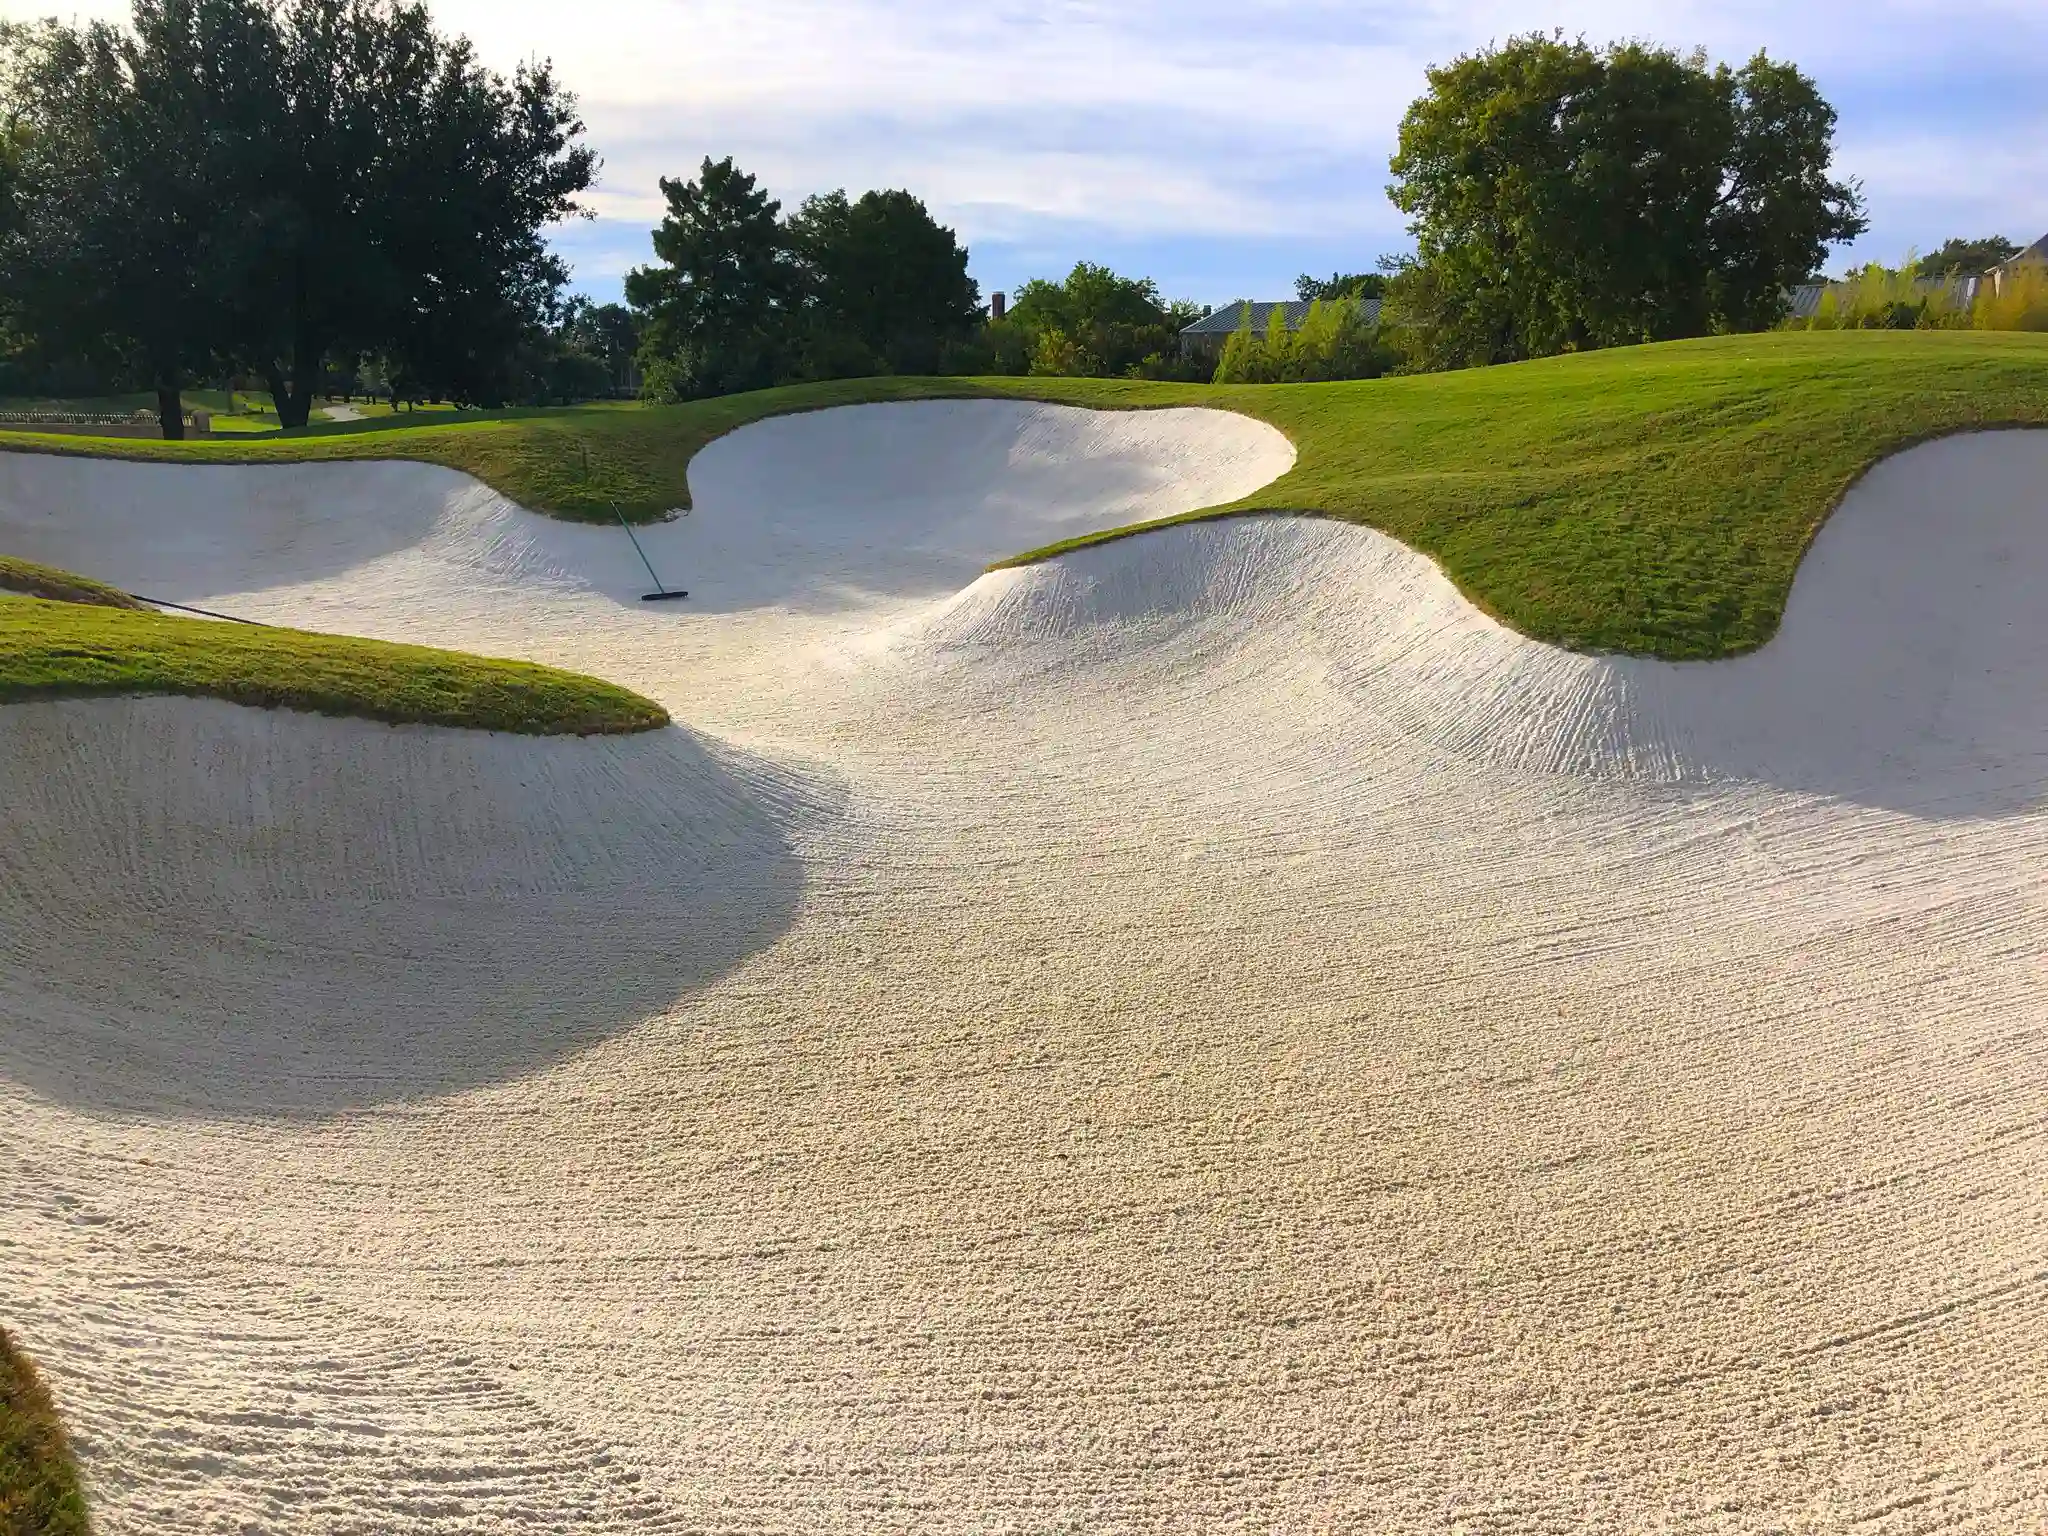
[2,406,2046,1533]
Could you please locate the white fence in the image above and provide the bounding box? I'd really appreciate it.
[0,409,210,428]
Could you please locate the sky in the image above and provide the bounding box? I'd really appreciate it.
[8,0,2047,307]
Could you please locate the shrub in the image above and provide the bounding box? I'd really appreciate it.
[1211,299,1395,384]
[1786,256,2048,333]
[1975,265,2048,332]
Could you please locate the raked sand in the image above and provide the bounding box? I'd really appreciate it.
[2,403,2045,1533]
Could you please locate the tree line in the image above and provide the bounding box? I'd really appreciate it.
[0,0,594,435]
[622,159,1417,395]
[620,35,1875,393]
[622,156,1229,397]
[3,15,1935,427]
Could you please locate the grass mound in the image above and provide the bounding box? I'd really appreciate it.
[0,594,668,735]
[1005,330,2048,657]
[0,555,146,610]
[3,331,2046,656]
[1,1327,89,1536]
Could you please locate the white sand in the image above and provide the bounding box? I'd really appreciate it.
[2,408,2045,1533]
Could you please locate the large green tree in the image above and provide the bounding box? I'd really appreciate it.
[1,0,592,431]
[0,70,25,385]
[1,2,269,435]
[549,296,640,397]
[233,0,594,422]
[1386,34,1866,367]
[0,89,21,255]
[224,0,422,425]
[626,157,795,400]
[786,188,980,376]
[358,30,594,412]
[1295,271,1387,302]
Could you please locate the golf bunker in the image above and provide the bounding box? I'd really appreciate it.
[3,405,2045,1532]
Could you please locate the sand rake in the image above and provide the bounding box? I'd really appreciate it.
[613,502,688,602]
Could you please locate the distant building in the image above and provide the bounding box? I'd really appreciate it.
[1790,232,2048,318]
[1178,297,1384,357]
[1785,282,1830,321]
[1787,273,1988,321]
[1990,232,2048,295]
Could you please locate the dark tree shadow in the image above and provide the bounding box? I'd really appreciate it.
[0,716,821,1119]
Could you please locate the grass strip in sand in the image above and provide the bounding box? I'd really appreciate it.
[1,1326,89,1536]
[0,590,667,734]
[0,554,147,610]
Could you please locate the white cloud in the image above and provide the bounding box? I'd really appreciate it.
[430,0,2045,277]
[5,0,2043,291]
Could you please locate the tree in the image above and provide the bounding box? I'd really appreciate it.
[1,3,267,436]
[582,301,642,395]
[1001,262,1201,378]
[786,188,980,376]
[1710,52,1870,331]
[0,83,21,249]
[1914,237,2021,279]
[372,37,594,410]
[1295,271,1387,302]
[238,1,594,422]
[552,296,639,396]
[1,0,593,430]
[0,68,25,385]
[627,157,794,400]
[221,0,421,426]
[1386,34,1865,368]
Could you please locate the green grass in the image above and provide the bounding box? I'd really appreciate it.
[0,592,668,734]
[4,331,2047,656]
[1,1327,90,1536]
[0,555,146,609]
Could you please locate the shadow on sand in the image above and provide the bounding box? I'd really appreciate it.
[0,704,822,1119]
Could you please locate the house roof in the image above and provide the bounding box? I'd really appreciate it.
[1179,297,1383,336]
[1789,272,1988,319]
[1999,232,2048,268]
[1181,301,1313,336]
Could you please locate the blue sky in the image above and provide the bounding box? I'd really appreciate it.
[11,0,2046,307]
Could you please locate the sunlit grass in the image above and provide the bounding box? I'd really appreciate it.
[1,1326,89,1536]
[0,587,668,734]
[0,552,147,608]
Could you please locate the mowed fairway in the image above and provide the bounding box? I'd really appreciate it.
[2,361,2047,1531]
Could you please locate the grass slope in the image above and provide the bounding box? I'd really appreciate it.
[1009,331,2048,656]
[0,593,668,734]
[3,331,2045,656]
[1,1327,89,1536]
[0,556,145,610]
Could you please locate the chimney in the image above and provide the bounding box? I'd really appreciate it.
[990,291,1007,321]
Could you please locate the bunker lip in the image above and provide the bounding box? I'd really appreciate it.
[908,431,2048,816]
